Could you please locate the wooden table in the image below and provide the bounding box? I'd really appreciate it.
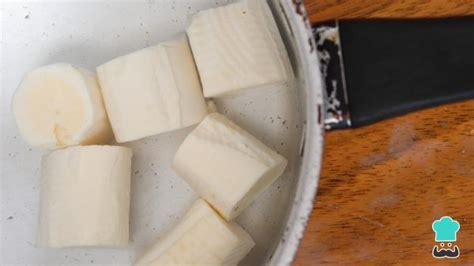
[294,1,474,264]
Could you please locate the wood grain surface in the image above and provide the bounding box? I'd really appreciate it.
[294,1,474,264]
[305,0,474,23]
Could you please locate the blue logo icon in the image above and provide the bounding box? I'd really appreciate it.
[432,216,460,259]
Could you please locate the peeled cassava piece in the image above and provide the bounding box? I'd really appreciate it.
[12,63,112,149]
[187,0,293,97]
[37,145,132,248]
[97,35,208,143]
[135,199,255,266]
[172,113,287,220]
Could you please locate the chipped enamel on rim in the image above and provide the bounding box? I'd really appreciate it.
[270,1,325,265]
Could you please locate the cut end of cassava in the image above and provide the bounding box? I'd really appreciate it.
[12,63,112,149]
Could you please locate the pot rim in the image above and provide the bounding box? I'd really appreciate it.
[269,0,325,265]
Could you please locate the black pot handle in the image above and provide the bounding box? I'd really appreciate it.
[314,17,474,129]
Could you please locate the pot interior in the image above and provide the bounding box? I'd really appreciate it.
[0,0,309,264]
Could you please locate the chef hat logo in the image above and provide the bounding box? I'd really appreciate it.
[432,216,460,242]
